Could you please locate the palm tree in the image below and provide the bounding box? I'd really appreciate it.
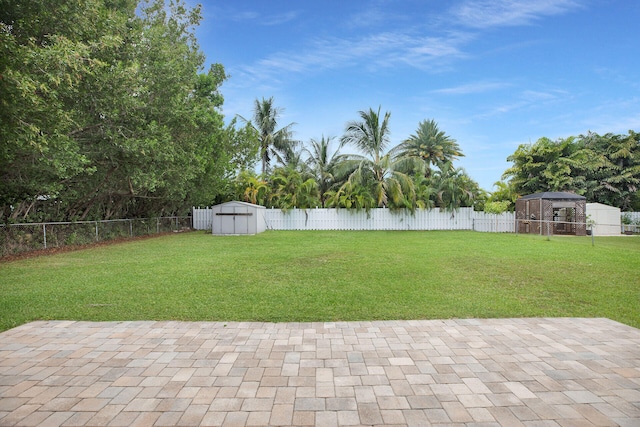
[341,106,391,167]
[431,162,478,213]
[413,173,436,209]
[235,170,268,205]
[392,119,463,177]
[325,180,376,210]
[489,180,518,211]
[303,136,346,207]
[239,97,296,176]
[244,177,268,205]
[269,165,319,209]
[339,107,416,209]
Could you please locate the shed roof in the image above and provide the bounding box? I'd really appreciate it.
[213,201,266,209]
[518,192,586,201]
[586,202,620,210]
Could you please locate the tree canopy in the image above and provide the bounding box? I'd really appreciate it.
[5,1,635,223]
[1,0,256,222]
[502,131,640,210]
[231,106,480,212]
[391,119,463,177]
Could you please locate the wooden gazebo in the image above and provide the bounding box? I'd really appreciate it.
[515,192,586,236]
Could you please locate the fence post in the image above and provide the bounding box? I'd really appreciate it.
[546,220,551,241]
[43,224,47,249]
[95,221,99,242]
[129,219,133,237]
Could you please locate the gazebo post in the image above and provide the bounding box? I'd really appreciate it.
[540,201,543,236]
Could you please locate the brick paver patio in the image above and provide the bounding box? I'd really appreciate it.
[0,318,639,426]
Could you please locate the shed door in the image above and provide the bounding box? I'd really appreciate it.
[219,205,251,234]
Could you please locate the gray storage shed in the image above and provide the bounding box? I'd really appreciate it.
[586,203,621,236]
[211,201,266,235]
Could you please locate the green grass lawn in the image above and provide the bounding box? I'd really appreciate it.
[1,230,639,332]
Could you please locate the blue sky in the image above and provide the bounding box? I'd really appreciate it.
[192,0,640,191]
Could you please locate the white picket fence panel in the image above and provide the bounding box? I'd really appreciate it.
[623,212,640,222]
[265,207,467,231]
[192,207,516,232]
[472,215,519,233]
[192,207,214,231]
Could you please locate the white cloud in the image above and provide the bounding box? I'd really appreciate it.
[451,0,583,29]
[234,30,467,84]
[263,11,300,26]
[229,9,299,26]
[483,101,530,117]
[432,81,511,95]
[225,1,585,87]
[345,1,414,30]
[520,90,561,101]
[347,6,388,29]
[232,11,259,21]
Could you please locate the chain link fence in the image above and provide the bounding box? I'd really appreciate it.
[0,217,192,257]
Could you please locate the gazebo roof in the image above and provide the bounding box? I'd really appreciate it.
[518,191,586,201]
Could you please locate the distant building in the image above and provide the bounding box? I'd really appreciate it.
[586,203,621,236]
[515,192,586,236]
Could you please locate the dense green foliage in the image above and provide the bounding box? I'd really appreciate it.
[501,131,640,210]
[0,0,256,222]
[232,104,484,212]
[337,107,416,209]
[229,105,638,213]
[1,231,638,331]
[3,1,637,222]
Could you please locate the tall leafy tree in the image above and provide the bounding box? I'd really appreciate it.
[65,0,225,219]
[1,0,235,221]
[0,0,128,219]
[189,117,260,207]
[340,107,416,209]
[582,131,640,210]
[391,119,464,177]
[240,97,296,177]
[502,136,597,196]
[501,131,640,210]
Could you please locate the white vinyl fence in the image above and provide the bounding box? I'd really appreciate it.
[624,212,640,222]
[621,211,640,233]
[192,207,516,233]
[192,207,214,232]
